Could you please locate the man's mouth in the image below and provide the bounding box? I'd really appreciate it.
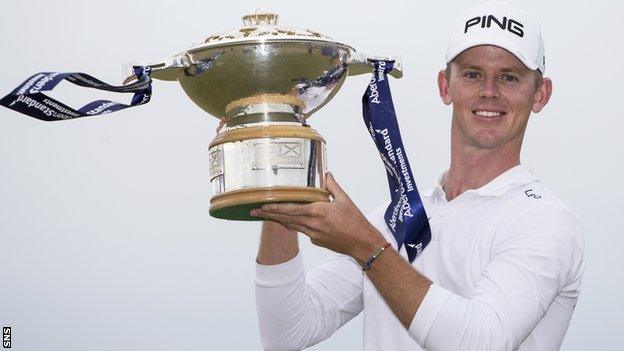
[473,110,506,118]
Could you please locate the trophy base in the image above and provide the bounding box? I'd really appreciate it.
[209,186,330,221]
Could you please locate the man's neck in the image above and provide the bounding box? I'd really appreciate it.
[443,138,521,202]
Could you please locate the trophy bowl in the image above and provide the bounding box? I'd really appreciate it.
[123,10,403,221]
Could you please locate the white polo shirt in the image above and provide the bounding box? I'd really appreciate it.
[255,165,585,351]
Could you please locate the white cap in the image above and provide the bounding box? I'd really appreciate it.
[445,1,545,73]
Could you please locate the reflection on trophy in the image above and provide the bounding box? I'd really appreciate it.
[124,10,403,220]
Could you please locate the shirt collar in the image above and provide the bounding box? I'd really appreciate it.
[422,170,446,198]
[422,164,537,198]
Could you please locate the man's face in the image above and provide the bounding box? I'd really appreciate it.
[437,45,552,152]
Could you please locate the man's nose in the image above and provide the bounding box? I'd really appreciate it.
[478,77,501,98]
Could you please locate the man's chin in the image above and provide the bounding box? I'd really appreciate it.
[465,133,508,150]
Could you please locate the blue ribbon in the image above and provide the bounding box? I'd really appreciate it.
[362,60,431,262]
[0,67,152,121]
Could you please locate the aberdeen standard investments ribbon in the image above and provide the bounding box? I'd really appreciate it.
[0,67,152,121]
[362,61,431,262]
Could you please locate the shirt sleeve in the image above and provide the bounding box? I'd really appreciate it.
[408,202,585,351]
[255,251,364,350]
[254,206,388,350]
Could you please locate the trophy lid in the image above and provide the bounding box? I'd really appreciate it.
[184,9,348,54]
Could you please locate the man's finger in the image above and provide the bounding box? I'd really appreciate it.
[325,172,349,201]
[262,219,307,234]
[251,209,309,226]
[286,224,309,235]
[260,203,312,216]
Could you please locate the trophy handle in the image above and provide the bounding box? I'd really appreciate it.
[347,53,403,79]
[122,54,191,84]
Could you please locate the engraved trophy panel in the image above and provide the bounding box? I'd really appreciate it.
[211,137,325,196]
[251,140,305,171]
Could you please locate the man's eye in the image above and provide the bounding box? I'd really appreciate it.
[464,72,481,79]
[502,75,519,82]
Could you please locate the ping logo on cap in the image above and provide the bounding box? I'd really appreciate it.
[464,15,524,38]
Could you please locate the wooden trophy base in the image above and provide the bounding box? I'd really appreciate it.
[209,186,330,221]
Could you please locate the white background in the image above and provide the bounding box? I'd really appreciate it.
[0,0,622,350]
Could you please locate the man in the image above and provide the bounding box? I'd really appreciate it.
[251,1,585,350]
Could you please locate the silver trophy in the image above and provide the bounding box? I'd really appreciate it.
[123,10,403,220]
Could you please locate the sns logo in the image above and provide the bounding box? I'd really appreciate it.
[464,15,524,37]
[3,327,10,348]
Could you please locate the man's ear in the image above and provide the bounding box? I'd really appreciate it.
[532,77,553,113]
[438,69,452,105]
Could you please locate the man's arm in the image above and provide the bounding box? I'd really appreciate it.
[252,174,431,329]
[254,214,364,350]
[256,220,299,265]
[253,173,584,350]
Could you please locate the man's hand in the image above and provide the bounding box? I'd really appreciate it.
[250,172,387,263]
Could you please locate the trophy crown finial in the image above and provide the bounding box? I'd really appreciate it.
[242,9,279,27]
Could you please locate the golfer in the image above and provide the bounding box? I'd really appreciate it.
[251,1,585,350]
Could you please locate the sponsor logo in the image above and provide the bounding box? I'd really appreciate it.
[374,128,414,192]
[375,128,396,166]
[395,147,415,193]
[376,60,386,82]
[368,77,380,104]
[406,242,423,256]
[28,73,61,94]
[464,15,524,37]
[86,102,118,115]
[368,61,387,104]
[16,74,45,95]
[42,98,80,117]
[374,128,415,225]
[387,187,414,231]
[9,95,76,120]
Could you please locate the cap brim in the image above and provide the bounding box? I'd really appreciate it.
[446,41,540,71]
